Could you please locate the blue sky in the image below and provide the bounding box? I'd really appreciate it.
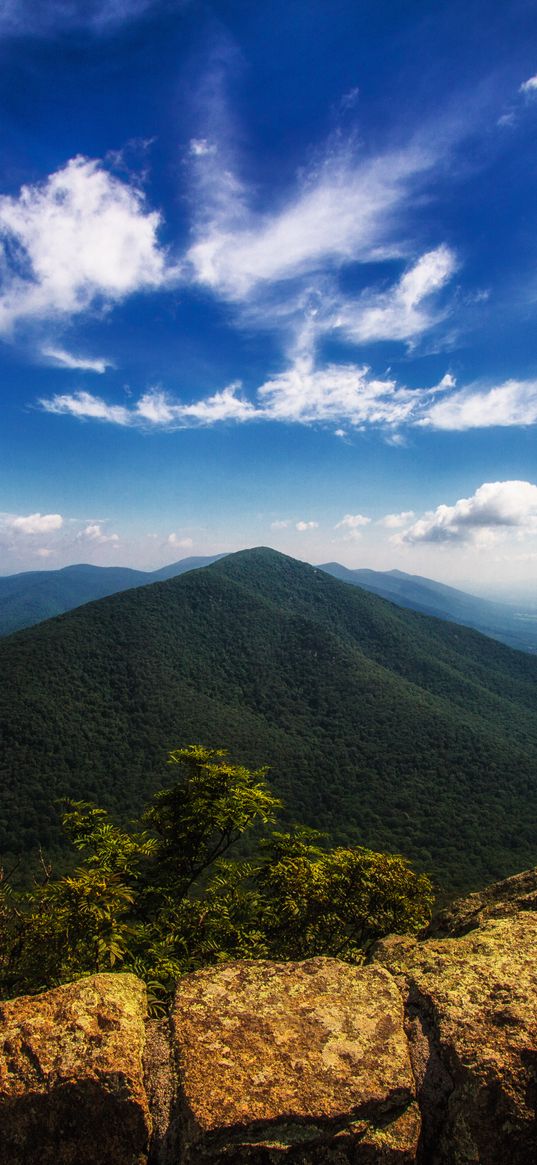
[1,0,537,594]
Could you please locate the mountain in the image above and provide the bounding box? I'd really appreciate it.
[0,555,223,636]
[319,562,537,653]
[1,547,537,894]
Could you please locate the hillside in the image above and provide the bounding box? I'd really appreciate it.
[1,547,537,893]
[319,562,537,653]
[0,555,222,636]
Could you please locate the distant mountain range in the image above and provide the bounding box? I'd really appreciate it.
[0,555,223,636]
[1,547,536,894]
[0,553,535,653]
[319,564,537,653]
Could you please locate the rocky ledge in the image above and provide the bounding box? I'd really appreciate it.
[1,867,536,1164]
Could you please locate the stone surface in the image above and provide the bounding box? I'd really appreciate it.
[376,913,537,1165]
[171,956,420,1163]
[0,972,150,1165]
[429,864,537,937]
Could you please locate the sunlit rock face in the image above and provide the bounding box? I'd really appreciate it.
[1,870,537,1164]
[376,911,537,1165]
[0,972,150,1165]
[170,956,420,1163]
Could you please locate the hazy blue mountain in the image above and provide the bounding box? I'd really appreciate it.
[0,555,223,636]
[319,563,537,653]
[1,547,537,894]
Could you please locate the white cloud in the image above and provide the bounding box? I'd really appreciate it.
[378,511,415,528]
[400,481,537,545]
[186,141,434,301]
[41,390,132,425]
[167,533,194,550]
[79,523,119,545]
[37,362,458,432]
[520,75,537,95]
[189,139,216,157]
[40,383,259,428]
[41,346,113,373]
[270,520,290,530]
[296,520,318,531]
[41,364,537,439]
[1,512,63,535]
[421,378,537,430]
[332,246,457,344]
[0,156,174,332]
[257,358,417,427]
[335,513,371,529]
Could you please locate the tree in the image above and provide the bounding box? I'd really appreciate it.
[0,745,433,1004]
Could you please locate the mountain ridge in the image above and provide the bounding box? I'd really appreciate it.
[1,546,536,893]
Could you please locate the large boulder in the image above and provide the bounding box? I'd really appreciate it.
[376,913,537,1165]
[171,956,421,1163]
[0,972,150,1165]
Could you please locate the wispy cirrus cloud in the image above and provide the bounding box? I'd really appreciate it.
[41,363,537,436]
[0,0,170,36]
[46,364,531,435]
[421,378,537,430]
[186,139,436,302]
[398,481,537,545]
[41,346,113,373]
[520,74,537,96]
[0,157,177,333]
[330,246,457,345]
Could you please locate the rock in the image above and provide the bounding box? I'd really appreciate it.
[428,864,537,937]
[0,972,150,1165]
[171,956,420,1163]
[375,913,537,1165]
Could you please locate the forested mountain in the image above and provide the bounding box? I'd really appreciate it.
[0,555,222,636]
[319,563,537,653]
[1,547,537,894]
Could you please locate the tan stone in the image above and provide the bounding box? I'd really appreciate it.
[171,956,420,1163]
[376,913,537,1165]
[0,972,150,1165]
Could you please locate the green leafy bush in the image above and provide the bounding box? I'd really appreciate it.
[0,745,433,1006]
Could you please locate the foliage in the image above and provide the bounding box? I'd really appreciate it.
[0,745,433,1005]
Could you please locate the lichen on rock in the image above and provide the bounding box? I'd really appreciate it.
[376,913,537,1165]
[0,972,150,1165]
[171,956,419,1163]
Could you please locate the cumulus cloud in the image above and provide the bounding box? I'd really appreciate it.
[399,481,537,545]
[41,346,113,373]
[79,523,119,544]
[296,520,318,531]
[270,520,290,530]
[167,533,194,549]
[335,513,371,529]
[0,156,174,332]
[378,511,415,528]
[1,512,63,534]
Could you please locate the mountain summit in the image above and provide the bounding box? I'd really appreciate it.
[1,547,536,892]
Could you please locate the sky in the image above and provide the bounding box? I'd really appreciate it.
[1,0,537,596]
